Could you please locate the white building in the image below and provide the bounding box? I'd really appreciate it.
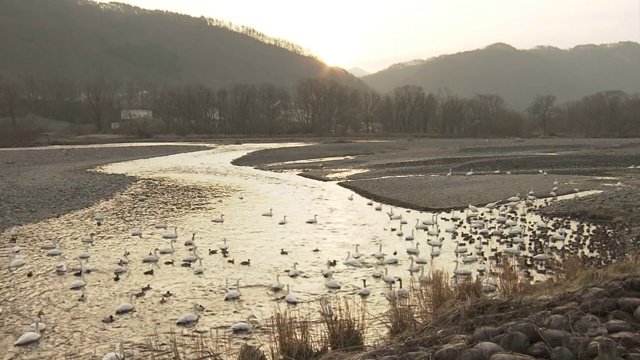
[121,109,152,120]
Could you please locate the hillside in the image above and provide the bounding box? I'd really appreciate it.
[0,0,364,90]
[362,42,640,109]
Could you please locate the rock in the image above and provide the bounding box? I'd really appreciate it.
[489,352,535,360]
[461,348,485,360]
[610,332,640,348]
[574,314,602,334]
[510,321,541,343]
[618,298,640,312]
[435,343,468,360]
[580,298,618,315]
[467,327,503,345]
[605,280,626,296]
[622,353,640,360]
[581,287,607,301]
[546,314,571,330]
[551,346,575,360]
[403,351,429,360]
[551,303,580,316]
[587,338,607,359]
[382,356,399,360]
[527,341,551,358]
[608,309,638,323]
[541,329,571,348]
[616,290,640,298]
[624,277,640,292]
[474,342,504,358]
[605,319,631,333]
[499,331,530,354]
[635,306,640,322]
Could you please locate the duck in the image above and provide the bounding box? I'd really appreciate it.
[209,249,218,255]
[312,247,320,253]
[280,249,289,255]
[143,269,154,276]
[227,259,235,264]
[240,259,251,266]
[102,315,115,323]
[176,304,204,325]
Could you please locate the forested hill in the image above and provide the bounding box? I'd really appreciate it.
[0,0,364,89]
[362,42,640,110]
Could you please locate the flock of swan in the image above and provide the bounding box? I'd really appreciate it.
[3,169,590,359]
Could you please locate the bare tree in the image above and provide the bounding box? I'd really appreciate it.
[0,77,21,126]
[360,90,381,133]
[527,94,557,136]
[85,78,118,133]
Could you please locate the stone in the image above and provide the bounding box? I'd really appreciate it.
[467,327,503,345]
[622,353,640,360]
[581,287,607,301]
[403,351,429,360]
[573,314,601,334]
[474,342,504,358]
[510,321,541,343]
[552,303,580,316]
[605,319,631,333]
[618,298,640,312]
[551,346,575,360]
[435,343,468,360]
[616,290,640,298]
[624,277,640,292]
[579,298,618,315]
[605,280,626,296]
[610,332,640,348]
[499,331,530,354]
[541,329,571,348]
[460,348,485,360]
[546,314,571,330]
[635,306,640,322]
[527,341,551,358]
[608,309,638,323]
[382,356,399,360]
[489,352,535,360]
[587,338,604,359]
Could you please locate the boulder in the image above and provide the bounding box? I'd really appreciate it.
[579,298,618,315]
[435,343,468,360]
[546,314,571,330]
[527,341,551,358]
[573,314,601,334]
[490,352,536,360]
[551,346,575,360]
[605,319,631,333]
[624,277,640,292]
[610,332,640,348]
[461,348,485,360]
[541,329,572,348]
[499,331,530,354]
[608,309,638,324]
[510,321,541,343]
[467,327,503,345]
[618,298,640,312]
[635,306,640,322]
[474,342,504,359]
[622,353,640,360]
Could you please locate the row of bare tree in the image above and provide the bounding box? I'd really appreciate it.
[1,75,639,137]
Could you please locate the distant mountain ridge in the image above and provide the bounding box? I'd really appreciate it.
[362,42,640,109]
[347,67,371,77]
[0,0,365,90]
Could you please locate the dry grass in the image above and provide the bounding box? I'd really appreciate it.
[386,298,418,338]
[140,328,223,359]
[322,299,365,352]
[237,344,267,360]
[270,311,328,360]
[497,258,531,298]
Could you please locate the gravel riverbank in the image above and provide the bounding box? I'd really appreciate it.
[0,144,209,232]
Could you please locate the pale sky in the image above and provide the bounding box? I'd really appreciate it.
[95,0,640,72]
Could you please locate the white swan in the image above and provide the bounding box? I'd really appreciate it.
[115,294,135,314]
[285,284,298,304]
[77,245,91,260]
[102,340,124,360]
[119,251,129,265]
[454,241,467,254]
[159,239,177,254]
[383,254,399,265]
[142,249,159,263]
[94,213,105,225]
[155,222,168,229]
[131,228,142,237]
[55,263,67,274]
[176,303,203,325]
[322,261,334,278]
[405,229,415,241]
[382,268,396,284]
[430,246,441,257]
[288,262,300,277]
[14,318,41,346]
[114,261,127,275]
[218,238,229,250]
[374,203,382,211]
[344,251,362,267]
[325,274,341,289]
[231,314,258,333]
[352,244,362,259]
[9,228,19,240]
[406,242,419,255]
[224,279,241,300]
[453,259,471,276]
[212,214,225,223]
[358,279,371,297]
[372,265,383,278]
[183,247,199,263]
[163,227,178,239]
[41,239,57,250]
[81,233,95,244]
[70,261,87,289]
[396,278,410,298]
[466,169,474,177]
[306,214,318,224]
[278,215,288,225]
[184,233,196,246]
[408,257,420,273]
[192,259,204,275]
[262,208,273,217]
[447,168,452,177]
[28,310,46,332]
[373,244,385,260]
[271,274,284,291]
